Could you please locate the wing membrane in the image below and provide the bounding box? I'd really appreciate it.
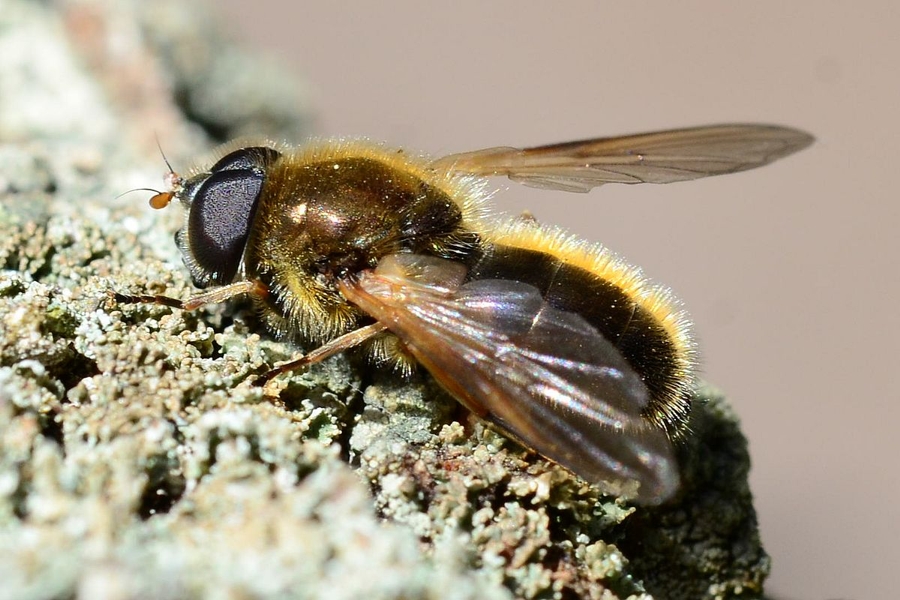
[340,254,678,504]
[431,123,813,192]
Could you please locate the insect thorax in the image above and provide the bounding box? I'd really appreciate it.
[246,152,480,345]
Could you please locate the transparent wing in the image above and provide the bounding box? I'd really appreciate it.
[431,123,813,192]
[340,254,679,504]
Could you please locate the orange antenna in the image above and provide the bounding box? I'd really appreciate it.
[148,191,174,209]
[115,136,180,210]
[115,187,173,209]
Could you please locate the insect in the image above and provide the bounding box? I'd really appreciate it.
[117,124,812,504]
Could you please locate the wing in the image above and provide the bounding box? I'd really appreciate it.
[431,123,813,192]
[339,254,679,504]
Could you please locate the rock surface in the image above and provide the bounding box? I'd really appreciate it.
[0,1,769,598]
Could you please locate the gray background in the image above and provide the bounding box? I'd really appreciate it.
[218,2,898,599]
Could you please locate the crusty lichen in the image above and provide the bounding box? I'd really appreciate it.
[0,1,770,598]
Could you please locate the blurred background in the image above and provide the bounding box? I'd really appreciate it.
[216,3,896,599]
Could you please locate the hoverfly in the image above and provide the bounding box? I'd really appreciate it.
[117,123,812,504]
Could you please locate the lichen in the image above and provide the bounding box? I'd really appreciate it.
[0,1,770,598]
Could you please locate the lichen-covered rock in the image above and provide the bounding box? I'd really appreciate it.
[0,1,769,598]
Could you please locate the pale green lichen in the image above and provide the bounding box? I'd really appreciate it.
[0,184,768,600]
[0,1,770,598]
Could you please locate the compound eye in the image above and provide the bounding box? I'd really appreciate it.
[210,146,281,173]
[187,169,265,286]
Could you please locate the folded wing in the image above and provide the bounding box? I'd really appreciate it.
[340,254,679,504]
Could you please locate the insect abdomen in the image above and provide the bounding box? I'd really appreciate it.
[472,223,695,434]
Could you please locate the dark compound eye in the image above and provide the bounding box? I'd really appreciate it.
[186,169,265,286]
[210,146,281,173]
[176,146,282,287]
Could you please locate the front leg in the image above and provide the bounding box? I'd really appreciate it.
[110,279,268,310]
